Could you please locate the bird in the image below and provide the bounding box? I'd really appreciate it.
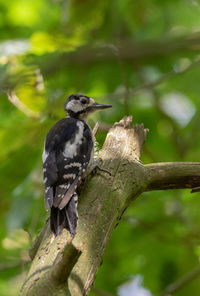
[42,94,112,237]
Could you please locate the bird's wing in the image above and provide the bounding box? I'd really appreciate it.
[43,118,93,210]
[43,147,58,210]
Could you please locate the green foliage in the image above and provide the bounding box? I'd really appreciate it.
[0,0,200,295]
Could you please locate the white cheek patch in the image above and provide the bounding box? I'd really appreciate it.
[66,100,83,113]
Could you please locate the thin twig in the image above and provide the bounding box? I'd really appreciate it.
[98,42,131,114]
[191,186,200,193]
[152,89,186,159]
[102,56,200,100]
[117,50,130,114]
[6,90,39,120]
[93,122,99,136]
[159,264,200,296]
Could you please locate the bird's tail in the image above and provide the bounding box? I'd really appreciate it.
[50,194,78,237]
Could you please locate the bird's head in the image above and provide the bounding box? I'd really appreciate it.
[64,94,112,120]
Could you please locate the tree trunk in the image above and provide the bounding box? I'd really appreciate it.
[20,116,200,296]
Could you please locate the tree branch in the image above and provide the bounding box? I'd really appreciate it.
[145,162,200,191]
[29,219,49,260]
[159,264,200,296]
[191,186,200,193]
[21,117,200,296]
[6,90,39,120]
[103,55,200,101]
[42,34,200,76]
[21,116,148,296]
[51,241,82,284]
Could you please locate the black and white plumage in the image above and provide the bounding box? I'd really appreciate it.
[42,94,111,237]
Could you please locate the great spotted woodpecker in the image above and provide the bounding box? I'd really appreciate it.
[42,94,112,236]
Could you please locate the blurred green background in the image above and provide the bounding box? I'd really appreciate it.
[1,0,200,295]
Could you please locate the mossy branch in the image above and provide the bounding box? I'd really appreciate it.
[51,241,82,284]
[145,162,200,191]
[21,116,200,296]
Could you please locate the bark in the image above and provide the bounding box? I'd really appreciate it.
[145,162,200,191]
[20,116,200,296]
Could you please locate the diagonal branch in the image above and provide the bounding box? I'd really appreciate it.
[51,241,82,284]
[6,90,39,120]
[21,116,148,296]
[159,264,200,296]
[21,117,200,296]
[102,56,200,101]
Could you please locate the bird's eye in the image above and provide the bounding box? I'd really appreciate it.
[81,98,87,104]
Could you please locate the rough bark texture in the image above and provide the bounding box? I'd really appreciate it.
[20,117,200,296]
[145,162,200,191]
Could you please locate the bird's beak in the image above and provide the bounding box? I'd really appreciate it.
[92,102,112,111]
